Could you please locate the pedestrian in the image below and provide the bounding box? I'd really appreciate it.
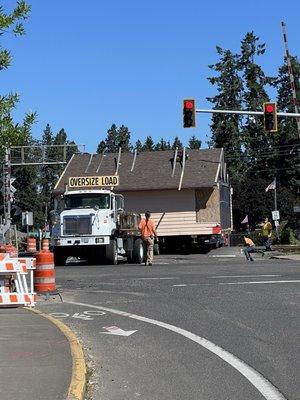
[243,236,255,262]
[261,217,272,251]
[138,211,158,266]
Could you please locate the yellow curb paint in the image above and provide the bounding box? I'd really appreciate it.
[25,308,86,400]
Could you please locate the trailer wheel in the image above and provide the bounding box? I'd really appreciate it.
[106,239,118,265]
[133,238,144,264]
[53,248,67,266]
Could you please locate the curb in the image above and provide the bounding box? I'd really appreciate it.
[25,308,86,400]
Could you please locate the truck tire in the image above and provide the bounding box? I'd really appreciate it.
[133,238,144,264]
[106,239,118,265]
[53,248,67,266]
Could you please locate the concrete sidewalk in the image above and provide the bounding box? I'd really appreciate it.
[0,307,72,400]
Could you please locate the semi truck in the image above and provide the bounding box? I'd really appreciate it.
[51,186,145,266]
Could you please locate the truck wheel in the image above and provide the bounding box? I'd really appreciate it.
[106,240,118,265]
[133,238,144,264]
[126,249,134,263]
[53,248,67,266]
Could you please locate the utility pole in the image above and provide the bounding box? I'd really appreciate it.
[1,148,12,242]
[0,144,85,243]
[281,21,300,139]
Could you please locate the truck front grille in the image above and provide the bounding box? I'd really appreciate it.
[63,215,92,235]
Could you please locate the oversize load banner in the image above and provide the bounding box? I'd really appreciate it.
[69,176,119,187]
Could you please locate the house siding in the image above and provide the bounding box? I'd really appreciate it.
[122,189,219,236]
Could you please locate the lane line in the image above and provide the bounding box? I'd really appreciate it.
[66,301,286,400]
[210,275,281,279]
[115,277,179,281]
[219,280,300,285]
[209,255,237,258]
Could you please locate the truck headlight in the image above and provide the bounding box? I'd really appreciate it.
[96,238,104,243]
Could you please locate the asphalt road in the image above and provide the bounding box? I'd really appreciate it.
[36,251,300,400]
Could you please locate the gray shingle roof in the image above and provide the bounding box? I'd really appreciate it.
[54,148,222,194]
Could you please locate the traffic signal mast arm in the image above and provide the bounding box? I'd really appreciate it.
[195,108,300,117]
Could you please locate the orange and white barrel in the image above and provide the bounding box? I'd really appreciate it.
[42,239,50,252]
[34,251,55,293]
[4,244,18,258]
[27,237,37,253]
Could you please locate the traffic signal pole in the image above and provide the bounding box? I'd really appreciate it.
[195,108,300,118]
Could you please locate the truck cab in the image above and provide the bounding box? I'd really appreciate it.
[52,189,143,266]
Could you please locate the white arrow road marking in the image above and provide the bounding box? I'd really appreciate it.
[67,301,286,400]
[72,313,93,320]
[100,326,137,336]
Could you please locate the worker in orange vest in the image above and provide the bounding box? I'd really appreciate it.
[243,236,255,262]
[138,211,158,266]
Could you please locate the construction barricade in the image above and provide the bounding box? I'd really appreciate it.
[0,253,36,307]
[27,237,37,253]
[41,238,50,252]
[34,251,56,294]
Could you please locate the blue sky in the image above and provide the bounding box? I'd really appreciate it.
[1,0,300,153]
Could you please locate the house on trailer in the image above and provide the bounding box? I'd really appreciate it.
[53,148,232,248]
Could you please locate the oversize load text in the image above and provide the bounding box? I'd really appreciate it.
[69,176,119,187]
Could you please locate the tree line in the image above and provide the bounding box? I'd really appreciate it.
[0,2,299,232]
[206,32,299,230]
[96,124,201,153]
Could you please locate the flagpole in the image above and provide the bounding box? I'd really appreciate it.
[274,177,279,238]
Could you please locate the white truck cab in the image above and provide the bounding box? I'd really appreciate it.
[52,188,144,266]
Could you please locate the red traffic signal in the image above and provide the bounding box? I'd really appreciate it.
[263,102,277,132]
[183,99,196,128]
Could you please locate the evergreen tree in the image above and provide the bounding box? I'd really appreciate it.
[207,47,243,173]
[271,56,300,224]
[103,124,119,152]
[96,124,132,153]
[239,32,271,156]
[188,135,201,149]
[40,124,55,198]
[142,136,154,151]
[117,125,131,151]
[134,139,143,152]
[96,140,106,154]
[171,136,183,150]
[154,138,171,151]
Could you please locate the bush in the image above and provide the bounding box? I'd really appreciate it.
[248,230,261,246]
[280,228,297,245]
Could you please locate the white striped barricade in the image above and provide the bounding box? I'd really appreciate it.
[17,257,36,306]
[0,257,36,307]
[0,293,33,306]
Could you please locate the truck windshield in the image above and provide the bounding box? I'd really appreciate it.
[64,194,110,209]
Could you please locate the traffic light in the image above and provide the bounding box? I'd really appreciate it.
[183,99,196,128]
[263,102,277,132]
